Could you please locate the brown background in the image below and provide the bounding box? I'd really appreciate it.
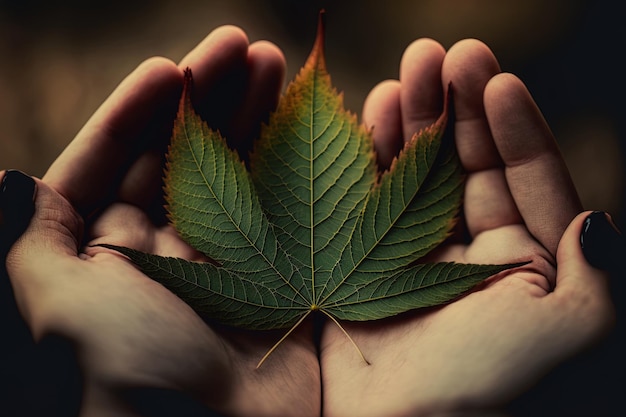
[1,1,624,416]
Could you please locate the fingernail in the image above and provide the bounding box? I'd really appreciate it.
[0,170,37,255]
[580,211,625,271]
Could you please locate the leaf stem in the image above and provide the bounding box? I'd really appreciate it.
[256,310,313,369]
[321,310,370,366]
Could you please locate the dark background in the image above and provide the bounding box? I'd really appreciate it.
[1,1,624,416]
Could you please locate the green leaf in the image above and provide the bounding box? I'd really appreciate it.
[323,262,520,321]
[97,244,309,329]
[163,70,309,313]
[99,15,529,363]
[249,23,377,308]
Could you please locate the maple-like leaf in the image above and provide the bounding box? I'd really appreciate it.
[99,15,526,364]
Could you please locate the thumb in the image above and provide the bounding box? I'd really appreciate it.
[6,173,83,266]
[1,170,84,417]
[555,210,623,289]
[4,171,84,325]
[554,211,617,339]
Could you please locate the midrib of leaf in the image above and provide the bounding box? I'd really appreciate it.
[251,26,376,310]
[307,55,345,305]
[309,63,316,304]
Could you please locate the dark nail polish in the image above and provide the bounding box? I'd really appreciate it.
[580,211,625,272]
[0,170,37,255]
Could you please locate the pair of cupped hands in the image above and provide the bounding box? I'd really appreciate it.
[3,26,615,417]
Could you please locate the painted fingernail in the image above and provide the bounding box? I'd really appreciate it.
[580,211,625,271]
[0,170,37,255]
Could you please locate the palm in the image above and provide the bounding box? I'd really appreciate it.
[320,226,555,417]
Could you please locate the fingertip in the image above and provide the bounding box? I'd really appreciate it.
[483,72,530,111]
[445,38,494,61]
[442,38,501,90]
[186,24,250,54]
[247,39,287,104]
[579,211,625,273]
[92,55,183,128]
[363,79,401,127]
[248,40,287,71]
[558,211,595,257]
[556,211,612,290]
[399,38,446,140]
[483,71,557,165]
[176,25,252,137]
[136,56,182,80]
[178,24,250,74]
[400,38,445,68]
[483,72,537,140]
[362,80,402,169]
[555,210,616,338]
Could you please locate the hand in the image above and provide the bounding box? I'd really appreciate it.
[4,27,320,417]
[320,39,616,417]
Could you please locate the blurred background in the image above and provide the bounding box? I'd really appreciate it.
[0,0,624,416]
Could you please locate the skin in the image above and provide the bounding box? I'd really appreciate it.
[2,28,615,417]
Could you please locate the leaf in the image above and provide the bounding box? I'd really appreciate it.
[99,14,528,363]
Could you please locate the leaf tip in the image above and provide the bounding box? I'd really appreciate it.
[316,9,326,51]
[306,9,327,70]
[181,67,194,110]
[183,66,192,82]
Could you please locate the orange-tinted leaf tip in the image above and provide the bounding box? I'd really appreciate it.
[180,67,194,113]
[183,67,192,94]
[307,9,327,69]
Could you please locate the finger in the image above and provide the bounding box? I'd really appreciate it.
[115,144,170,224]
[179,29,286,157]
[5,179,83,326]
[85,203,205,262]
[228,40,286,156]
[7,179,82,263]
[442,39,501,171]
[177,26,250,142]
[362,80,402,169]
[553,211,615,341]
[485,73,582,254]
[43,58,182,217]
[442,39,523,238]
[363,38,446,170]
[399,38,446,141]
